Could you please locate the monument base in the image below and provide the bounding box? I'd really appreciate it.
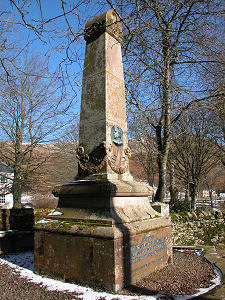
[0,208,34,254]
[0,208,34,231]
[0,230,33,254]
[34,180,172,292]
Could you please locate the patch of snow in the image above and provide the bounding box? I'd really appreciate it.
[36,218,59,224]
[21,195,33,202]
[0,230,14,234]
[1,251,34,271]
[0,252,158,300]
[23,204,32,208]
[47,211,63,216]
[0,251,222,300]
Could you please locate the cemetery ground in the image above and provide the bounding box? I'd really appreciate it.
[0,209,224,300]
[0,246,222,300]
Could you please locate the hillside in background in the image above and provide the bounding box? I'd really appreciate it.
[29,141,225,192]
[1,141,224,208]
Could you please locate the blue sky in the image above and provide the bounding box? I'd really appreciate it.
[0,1,109,96]
[0,0,111,141]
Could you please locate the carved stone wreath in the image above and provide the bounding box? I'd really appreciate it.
[76,143,106,175]
[76,142,131,175]
[106,143,131,174]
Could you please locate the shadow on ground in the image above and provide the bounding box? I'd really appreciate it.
[0,251,34,271]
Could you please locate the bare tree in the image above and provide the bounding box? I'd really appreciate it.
[129,113,158,189]
[43,122,79,189]
[199,35,225,165]
[209,97,225,166]
[202,164,225,208]
[171,107,220,211]
[0,0,97,82]
[0,55,74,208]
[105,0,225,201]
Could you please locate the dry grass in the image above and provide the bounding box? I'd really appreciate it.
[26,193,58,209]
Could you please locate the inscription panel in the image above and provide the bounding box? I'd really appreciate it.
[130,234,168,274]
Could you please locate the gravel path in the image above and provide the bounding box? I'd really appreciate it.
[126,250,217,297]
[0,249,218,300]
[0,263,82,300]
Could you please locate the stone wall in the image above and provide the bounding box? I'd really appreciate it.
[0,208,34,254]
[0,208,34,231]
[172,209,225,246]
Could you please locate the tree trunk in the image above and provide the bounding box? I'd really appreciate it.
[207,184,213,209]
[185,179,190,199]
[154,153,168,202]
[12,127,24,208]
[154,32,171,203]
[12,175,23,208]
[189,182,197,211]
[169,163,177,203]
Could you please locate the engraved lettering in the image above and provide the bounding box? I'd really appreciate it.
[131,246,167,264]
[131,237,166,252]
[132,255,168,273]
[131,241,166,258]
[142,235,154,242]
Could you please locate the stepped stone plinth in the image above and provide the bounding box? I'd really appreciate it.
[34,9,173,292]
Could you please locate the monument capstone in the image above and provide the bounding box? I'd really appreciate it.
[34,9,173,292]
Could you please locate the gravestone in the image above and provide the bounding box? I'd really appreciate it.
[34,9,172,292]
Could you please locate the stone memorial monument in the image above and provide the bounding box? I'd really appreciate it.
[34,9,172,292]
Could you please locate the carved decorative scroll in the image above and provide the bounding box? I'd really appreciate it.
[84,20,106,43]
[76,143,106,175]
[84,10,122,44]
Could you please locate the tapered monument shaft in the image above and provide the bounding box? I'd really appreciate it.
[76,10,132,181]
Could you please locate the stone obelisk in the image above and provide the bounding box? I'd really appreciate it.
[76,9,133,182]
[34,10,172,292]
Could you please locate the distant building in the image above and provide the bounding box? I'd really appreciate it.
[202,190,217,199]
[220,193,225,200]
[0,162,14,208]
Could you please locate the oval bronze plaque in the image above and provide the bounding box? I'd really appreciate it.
[111,125,124,146]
